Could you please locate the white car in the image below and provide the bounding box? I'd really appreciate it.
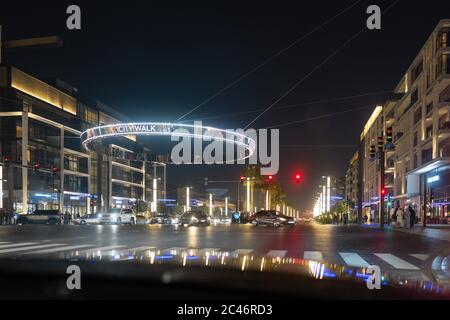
[75,214,101,225]
[99,208,136,225]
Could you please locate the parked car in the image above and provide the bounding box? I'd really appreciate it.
[98,208,136,224]
[74,213,101,225]
[249,210,295,227]
[136,215,149,225]
[17,210,61,225]
[180,211,211,226]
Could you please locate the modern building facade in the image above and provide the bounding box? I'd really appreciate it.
[352,20,450,224]
[345,151,359,219]
[0,65,166,216]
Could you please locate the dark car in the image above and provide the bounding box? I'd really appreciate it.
[274,211,296,226]
[180,211,211,226]
[151,213,172,224]
[250,210,295,227]
[17,210,61,225]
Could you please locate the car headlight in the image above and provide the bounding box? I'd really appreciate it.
[279,217,286,221]
[191,217,198,222]
[98,214,102,218]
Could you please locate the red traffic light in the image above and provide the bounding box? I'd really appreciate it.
[294,172,302,184]
[34,161,41,170]
[51,166,59,175]
[240,176,245,183]
[381,188,386,195]
[268,175,273,180]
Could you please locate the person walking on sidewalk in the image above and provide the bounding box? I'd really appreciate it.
[404,206,411,229]
[409,205,416,228]
[397,207,405,228]
[391,205,398,227]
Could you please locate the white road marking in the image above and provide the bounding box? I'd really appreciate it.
[409,254,429,261]
[374,253,419,270]
[0,244,65,254]
[199,248,220,255]
[339,252,370,267]
[106,246,157,255]
[303,251,323,261]
[163,247,187,254]
[266,250,287,258]
[0,242,37,249]
[23,244,94,254]
[230,249,253,256]
[77,245,127,255]
[0,242,10,244]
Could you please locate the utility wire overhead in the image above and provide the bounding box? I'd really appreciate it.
[245,0,400,129]
[179,89,392,123]
[175,0,362,121]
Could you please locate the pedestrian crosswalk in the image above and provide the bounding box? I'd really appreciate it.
[374,253,420,270]
[303,251,323,262]
[0,240,431,271]
[339,252,370,268]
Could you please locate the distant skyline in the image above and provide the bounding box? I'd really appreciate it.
[2,0,450,210]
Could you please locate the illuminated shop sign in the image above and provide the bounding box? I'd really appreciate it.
[34,193,52,198]
[427,175,440,183]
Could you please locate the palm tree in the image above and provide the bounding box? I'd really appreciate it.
[242,165,286,209]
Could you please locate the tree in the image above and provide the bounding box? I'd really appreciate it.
[171,204,184,216]
[134,200,148,213]
[197,206,209,215]
[157,203,167,214]
[241,165,286,209]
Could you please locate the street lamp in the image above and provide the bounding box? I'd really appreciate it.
[209,193,213,216]
[186,186,190,212]
[246,177,251,213]
[326,176,331,212]
[225,196,228,216]
[153,178,158,212]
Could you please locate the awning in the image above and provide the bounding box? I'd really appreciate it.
[407,157,450,175]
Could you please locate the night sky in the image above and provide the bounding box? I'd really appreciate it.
[2,0,450,211]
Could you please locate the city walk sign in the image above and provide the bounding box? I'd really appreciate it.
[81,121,279,175]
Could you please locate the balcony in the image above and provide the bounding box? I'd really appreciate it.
[438,101,450,115]
[438,121,450,140]
[385,159,395,172]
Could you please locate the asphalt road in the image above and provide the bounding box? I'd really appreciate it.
[0,222,448,278]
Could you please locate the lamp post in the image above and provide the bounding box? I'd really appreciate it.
[153,178,157,212]
[209,193,213,216]
[225,196,228,216]
[186,186,190,212]
[246,177,251,213]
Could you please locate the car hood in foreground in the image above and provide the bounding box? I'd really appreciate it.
[0,249,449,299]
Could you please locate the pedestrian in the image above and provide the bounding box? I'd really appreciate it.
[0,209,5,225]
[7,210,13,225]
[397,207,405,228]
[391,206,398,227]
[404,206,411,229]
[64,211,70,225]
[409,205,416,228]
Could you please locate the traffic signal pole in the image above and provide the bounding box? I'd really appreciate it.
[379,150,385,229]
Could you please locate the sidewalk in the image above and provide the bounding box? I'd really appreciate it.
[388,224,450,242]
